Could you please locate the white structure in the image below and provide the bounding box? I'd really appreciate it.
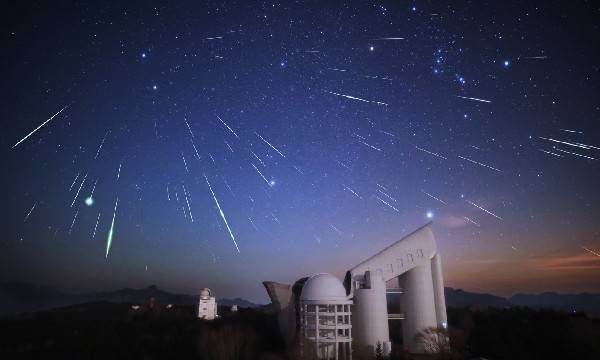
[299,273,353,359]
[264,223,447,357]
[197,288,218,320]
[347,223,447,355]
[231,304,238,313]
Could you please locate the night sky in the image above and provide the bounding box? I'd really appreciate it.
[2,1,599,303]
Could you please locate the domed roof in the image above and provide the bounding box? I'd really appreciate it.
[300,273,351,304]
[200,288,211,298]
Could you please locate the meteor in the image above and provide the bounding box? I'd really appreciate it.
[466,200,503,221]
[94,130,111,159]
[91,212,101,240]
[204,174,240,253]
[217,115,239,138]
[538,149,563,158]
[255,132,286,158]
[251,163,271,186]
[374,37,405,40]
[377,189,397,202]
[582,246,600,257]
[554,147,596,160]
[24,202,38,222]
[355,137,383,152]
[415,146,447,160]
[456,95,492,103]
[116,163,122,180]
[559,128,583,134]
[538,136,592,150]
[106,196,119,258]
[342,184,362,199]
[421,190,448,205]
[458,155,502,172]
[12,105,69,148]
[376,196,400,213]
[68,208,80,235]
[71,173,88,207]
[69,172,80,191]
[250,150,266,167]
[326,90,389,106]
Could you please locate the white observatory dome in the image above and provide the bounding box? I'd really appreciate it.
[300,273,350,304]
[200,288,211,299]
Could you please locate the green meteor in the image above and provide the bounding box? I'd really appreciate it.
[106,196,119,258]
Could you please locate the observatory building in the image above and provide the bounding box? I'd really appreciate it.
[264,223,447,358]
[197,288,218,320]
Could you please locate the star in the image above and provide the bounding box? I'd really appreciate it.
[85,196,94,206]
[141,52,147,58]
[503,60,510,67]
[152,85,158,90]
[426,211,434,219]
[369,46,374,51]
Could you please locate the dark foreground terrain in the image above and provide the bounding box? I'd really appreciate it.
[1,302,599,360]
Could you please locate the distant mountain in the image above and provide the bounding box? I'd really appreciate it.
[510,292,600,316]
[445,287,511,308]
[2,282,599,317]
[0,283,258,316]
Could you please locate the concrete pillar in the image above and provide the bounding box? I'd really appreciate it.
[431,254,448,328]
[352,271,391,356]
[400,262,437,353]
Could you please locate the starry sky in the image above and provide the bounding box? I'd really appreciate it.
[1,1,600,303]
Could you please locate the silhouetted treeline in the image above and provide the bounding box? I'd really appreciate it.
[0,303,599,359]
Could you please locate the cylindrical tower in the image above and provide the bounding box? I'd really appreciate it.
[352,270,391,356]
[399,262,437,353]
[431,254,448,328]
[299,273,353,360]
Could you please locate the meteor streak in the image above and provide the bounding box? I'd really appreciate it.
[326,90,389,106]
[68,208,80,235]
[106,197,119,258]
[250,150,266,167]
[116,163,122,180]
[466,200,503,221]
[456,95,492,103]
[421,190,448,205]
[69,172,80,191]
[342,184,362,199]
[376,196,400,213]
[554,147,596,160]
[204,174,240,253]
[255,132,286,158]
[91,212,101,240]
[217,115,239,138]
[415,146,447,160]
[582,246,600,257]
[251,163,271,186]
[538,137,599,151]
[458,155,502,172]
[374,37,405,40]
[24,202,37,222]
[559,128,583,134]
[377,189,397,202]
[71,173,88,207]
[538,149,563,158]
[94,130,110,159]
[12,105,69,148]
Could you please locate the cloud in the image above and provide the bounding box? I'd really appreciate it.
[437,214,469,228]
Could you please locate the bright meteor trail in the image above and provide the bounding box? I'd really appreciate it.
[105,196,119,258]
[456,95,492,103]
[12,105,69,148]
[204,174,240,253]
